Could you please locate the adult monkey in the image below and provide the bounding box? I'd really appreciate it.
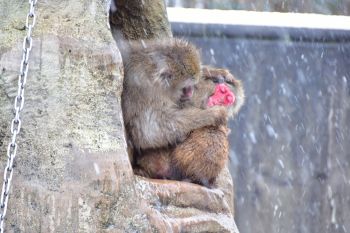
[122,38,228,155]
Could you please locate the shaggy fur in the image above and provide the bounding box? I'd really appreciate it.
[135,67,245,186]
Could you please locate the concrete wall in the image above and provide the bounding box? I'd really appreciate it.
[167,0,350,15]
[173,21,350,233]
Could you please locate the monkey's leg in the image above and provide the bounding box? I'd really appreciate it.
[134,148,176,179]
[171,125,229,186]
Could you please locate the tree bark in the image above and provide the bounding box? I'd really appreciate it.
[109,0,172,60]
[109,0,172,41]
[0,0,144,232]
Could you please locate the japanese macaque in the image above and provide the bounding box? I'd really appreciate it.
[134,66,245,186]
[121,39,228,164]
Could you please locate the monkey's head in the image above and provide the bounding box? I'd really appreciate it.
[128,39,202,103]
[198,67,245,118]
[160,39,201,103]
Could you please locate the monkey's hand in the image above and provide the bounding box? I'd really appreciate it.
[207,106,228,126]
[218,124,230,136]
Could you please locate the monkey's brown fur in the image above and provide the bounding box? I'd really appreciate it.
[135,67,245,186]
[122,39,227,165]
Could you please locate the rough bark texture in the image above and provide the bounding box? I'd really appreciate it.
[0,0,239,232]
[109,0,172,58]
[110,0,172,40]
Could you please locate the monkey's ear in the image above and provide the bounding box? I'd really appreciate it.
[160,70,173,80]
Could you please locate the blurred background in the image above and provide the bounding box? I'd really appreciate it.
[167,1,350,233]
[167,0,350,15]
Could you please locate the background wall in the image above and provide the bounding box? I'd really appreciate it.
[167,0,350,15]
[172,20,350,233]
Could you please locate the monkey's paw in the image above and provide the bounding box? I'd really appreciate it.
[210,106,228,125]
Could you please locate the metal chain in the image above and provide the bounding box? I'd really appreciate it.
[0,0,37,232]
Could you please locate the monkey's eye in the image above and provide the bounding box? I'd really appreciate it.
[160,71,173,80]
[213,75,225,84]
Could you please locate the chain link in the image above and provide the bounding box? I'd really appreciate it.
[0,0,37,232]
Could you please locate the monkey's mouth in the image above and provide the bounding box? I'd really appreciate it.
[180,86,194,101]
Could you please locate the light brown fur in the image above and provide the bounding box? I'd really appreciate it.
[135,67,245,186]
[121,39,227,165]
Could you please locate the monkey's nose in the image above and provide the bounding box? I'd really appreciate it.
[180,86,193,102]
[182,86,194,98]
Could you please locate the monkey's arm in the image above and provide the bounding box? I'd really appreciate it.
[127,106,227,151]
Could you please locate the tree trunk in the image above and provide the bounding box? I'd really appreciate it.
[109,0,172,59]
[0,0,238,232]
[109,0,172,40]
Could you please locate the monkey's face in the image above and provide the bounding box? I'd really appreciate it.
[144,38,202,103]
[164,55,201,103]
[159,69,199,103]
[177,77,197,102]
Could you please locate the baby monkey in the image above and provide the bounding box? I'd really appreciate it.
[135,67,245,186]
[122,39,227,165]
